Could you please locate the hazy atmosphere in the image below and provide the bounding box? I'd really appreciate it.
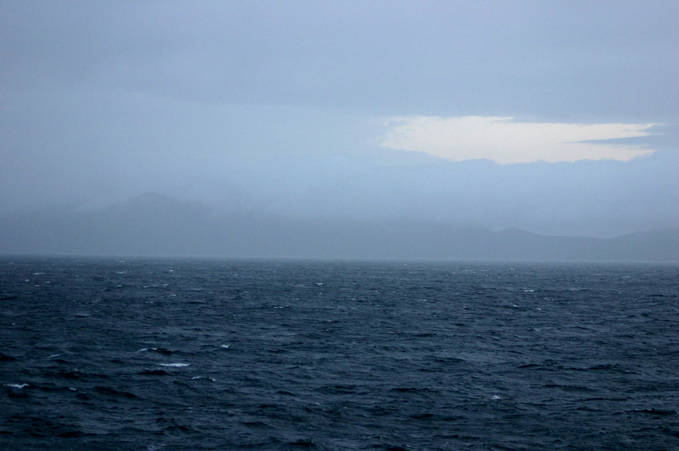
[1,0,677,259]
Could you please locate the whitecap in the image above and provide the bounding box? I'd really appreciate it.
[491,395,501,400]
[159,363,190,367]
[6,383,29,389]
[220,344,230,349]
[191,376,216,381]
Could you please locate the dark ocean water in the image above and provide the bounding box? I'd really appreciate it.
[0,257,677,450]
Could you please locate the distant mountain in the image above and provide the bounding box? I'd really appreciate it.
[0,193,677,262]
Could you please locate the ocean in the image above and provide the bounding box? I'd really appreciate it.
[0,257,677,450]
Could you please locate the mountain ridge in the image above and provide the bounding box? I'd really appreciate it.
[0,194,676,262]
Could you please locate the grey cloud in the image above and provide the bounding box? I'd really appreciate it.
[0,0,676,253]
[2,1,677,121]
[1,86,677,236]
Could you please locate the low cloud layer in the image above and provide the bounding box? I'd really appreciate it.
[380,116,659,164]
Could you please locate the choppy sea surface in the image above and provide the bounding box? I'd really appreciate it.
[0,257,677,450]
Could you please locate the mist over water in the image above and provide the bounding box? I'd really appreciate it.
[1,190,677,261]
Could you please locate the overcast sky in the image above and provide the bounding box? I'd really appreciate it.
[1,0,677,237]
